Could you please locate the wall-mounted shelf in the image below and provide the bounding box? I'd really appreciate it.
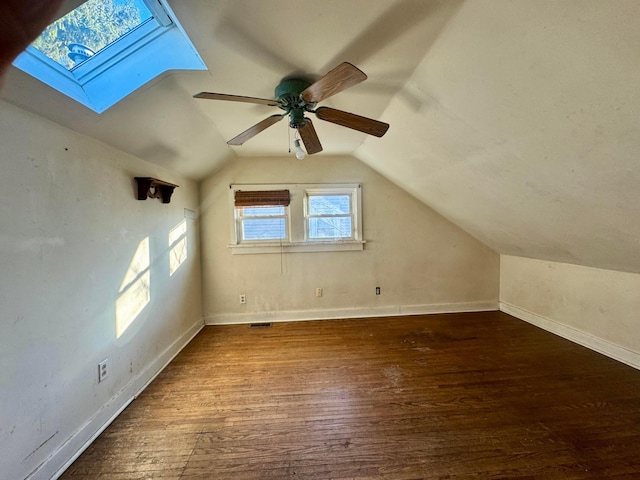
[134,177,178,204]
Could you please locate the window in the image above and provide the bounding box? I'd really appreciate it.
[229,184,363,254]
[305,190,355,240]
[238,207,288,241]
[12,0,206,113]
[31,0,157,71]
[234,189,290,242]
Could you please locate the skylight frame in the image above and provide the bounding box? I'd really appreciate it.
[66,15,159,74]
[70,17,167,86]
[12,0,206,113]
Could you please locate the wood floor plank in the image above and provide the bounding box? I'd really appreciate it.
[60,312,640,479]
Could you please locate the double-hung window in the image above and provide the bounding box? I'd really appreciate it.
[238,206,288,241]
[305,189,355,241]
[229,184,363,254]
[234,190,291,242]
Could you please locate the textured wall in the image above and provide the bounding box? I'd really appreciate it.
[357,0,640,274]
[200,156,499,323]
[0,100,202,480]
[500,255,640,368]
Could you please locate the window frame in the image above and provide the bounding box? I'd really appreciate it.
[228,183,364,254]
[304,188,359,242]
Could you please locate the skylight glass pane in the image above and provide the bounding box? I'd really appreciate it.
[31,0,154,70]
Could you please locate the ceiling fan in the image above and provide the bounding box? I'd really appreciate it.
[193,62,389,155]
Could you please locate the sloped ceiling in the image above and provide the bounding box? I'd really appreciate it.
[3,0,640,273]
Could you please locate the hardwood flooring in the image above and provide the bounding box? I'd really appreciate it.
[60,312,640,479]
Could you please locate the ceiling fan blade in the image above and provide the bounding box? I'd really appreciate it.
[315,107,389,137]
[298,119,323,155]
[227,114,285,145]
[193,92,278,106]
[301,62,367,104]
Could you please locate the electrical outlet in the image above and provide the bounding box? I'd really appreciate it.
[239,293,246,304]
[98,359,109,382]
[315,287,323,297]
[375,286,381,295]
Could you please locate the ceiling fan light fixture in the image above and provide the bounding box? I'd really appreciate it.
[194,62,388,154]
[293,139,306,160]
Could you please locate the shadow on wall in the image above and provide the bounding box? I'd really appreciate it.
[114,220,188,338]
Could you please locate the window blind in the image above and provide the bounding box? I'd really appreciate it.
[234,190,290,207]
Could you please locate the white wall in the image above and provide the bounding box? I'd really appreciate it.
[500,255,640,369]
[0,100,202,480]
[200,156,499,324]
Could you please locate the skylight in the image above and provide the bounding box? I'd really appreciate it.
[31,0,154,71]
[13,0,206,113]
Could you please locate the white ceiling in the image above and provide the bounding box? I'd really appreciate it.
[4,0,640,273]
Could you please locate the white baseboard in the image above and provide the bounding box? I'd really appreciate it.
[204,301,498,325]
[39,319,204,480]
[500,301,640,371]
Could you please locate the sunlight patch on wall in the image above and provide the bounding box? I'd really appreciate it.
[116,237,151,338]
[169,220,187,276]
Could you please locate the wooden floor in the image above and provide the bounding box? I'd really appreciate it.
[60,312,640,479]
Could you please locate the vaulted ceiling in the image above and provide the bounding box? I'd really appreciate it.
[3,0,640,273]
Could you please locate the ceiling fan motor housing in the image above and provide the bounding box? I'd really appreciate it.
[275,78,314,129]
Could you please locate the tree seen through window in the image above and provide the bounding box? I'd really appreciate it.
[31,0,152,69]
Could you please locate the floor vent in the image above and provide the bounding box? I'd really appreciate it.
[250,322,272,328]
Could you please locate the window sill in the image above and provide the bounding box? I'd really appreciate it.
[229,240,366,255]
